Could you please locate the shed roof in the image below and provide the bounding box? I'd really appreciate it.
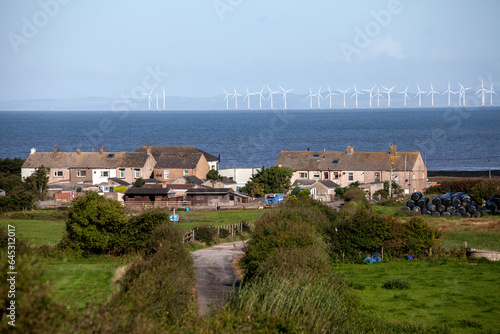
[125,188,174,195]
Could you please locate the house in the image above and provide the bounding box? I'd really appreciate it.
[22,147,156,185]
[171,175,205,186]
[185,188,249,206]
[291,179,339,202]
[276,143,427,195]
[202,177,238,192]
[219,167,261,189]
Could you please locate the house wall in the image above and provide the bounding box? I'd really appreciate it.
[154,155,211,182]
[187,193,234,206]
[117,167,148,184]
[92,169,116,185]
[48,168,71,184]
[21,168,36,182]
[69,168,93,184]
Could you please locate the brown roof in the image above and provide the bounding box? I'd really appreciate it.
[134,146,218,162]
[22,151,150,169]
[154,152,203,169]
[276,150,421,172]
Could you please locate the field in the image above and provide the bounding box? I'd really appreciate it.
[335,260,500,333]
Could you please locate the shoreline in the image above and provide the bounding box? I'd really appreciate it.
[428,170,500,179]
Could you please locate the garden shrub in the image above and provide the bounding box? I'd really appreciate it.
[113,186,128,193]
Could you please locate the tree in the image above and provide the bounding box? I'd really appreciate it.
[290,187,301,197]
[24,166,50,200]
[240,166,293,197]
[206,169,223,186]
[0,157,24,175]
[66,191,128,254]
[133,178,145,188]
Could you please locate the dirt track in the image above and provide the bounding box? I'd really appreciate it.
[191,241,247,316]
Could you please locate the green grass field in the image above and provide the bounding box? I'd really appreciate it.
[0,219,66,246]
[176,209,263,231]
[335,260,500,333]
[442,230,500,250]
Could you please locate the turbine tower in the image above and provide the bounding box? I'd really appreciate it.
[306,88,315,109]
[398,86,410,108]
[223,89,232,110]
[426,84,439,108]
[244,87,258,110]
[363,85,376,109]
[231,87,243,110]
[415,84,426,108]
[337,88,350,109]
[441,82,456,107]
[267,85,279,110]
[156,92,159,111]
[375,86,382,108]
[162,86,166,110]
[382,86,396,108]
[476,79,488,106]
[258,86,266,110]
[316,87,323,109]
[280,85,293,110]
[488,82,496,106]
[351,84,363,109]
[458,83,472,107]
[325,86,337,109]
[142,88,154,111]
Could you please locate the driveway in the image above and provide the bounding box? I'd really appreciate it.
[191,241,247,316]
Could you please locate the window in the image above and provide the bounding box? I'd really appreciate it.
[348,172,353,181]
[413,174,415,180]
[211,165,216,170]
[100,171,109,177]
[183,170,189,176]
[312,154,319,158]
[77,171,86,177]
[299,172,308,179]
[375,172,381,182]
[54,171,63,177]
[134,169,140,178]
[313,172,320,179]
[164,170,170,179]
[119,169,125,179]
[332,159,339,163]
[324,172,329,179]
[333,172,339,179]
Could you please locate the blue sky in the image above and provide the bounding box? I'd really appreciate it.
[0,0,499,101]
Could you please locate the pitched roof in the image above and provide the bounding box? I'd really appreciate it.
[292,179,317,187]
[125,188,174,195]
[185,175,205,185]
[276,150,421,172]
[108,178,131,186]
[154,152,203,169]
[318,180,339,188]
[221,176,237,185]
[22,151,150,169]
[186,188,233,195]
[134,146,218,162]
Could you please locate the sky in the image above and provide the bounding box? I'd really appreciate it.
[0,0,499,103]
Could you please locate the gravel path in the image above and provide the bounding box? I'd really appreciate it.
[191,241,247,316]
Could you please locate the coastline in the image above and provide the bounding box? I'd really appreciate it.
[428,170,500,179]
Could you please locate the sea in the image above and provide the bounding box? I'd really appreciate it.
[1,107,499,171]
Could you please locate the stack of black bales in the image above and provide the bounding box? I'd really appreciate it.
[402,191,481,218]
[484,194,500,215]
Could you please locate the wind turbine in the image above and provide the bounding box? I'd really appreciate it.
[325,86,337,109]
[476,79,488,106]
[375,86,382,108]
[258,86,266,110]
[351,84,363,109]
[363,85,376,109]
[156,92,159,111]
[382,86,396,108]
[305,88,315,109]
[223,88,232,110]
[162,86,166,110]
[426,83,439,108]
[244,87,258,109]
[458,83,472,107]
[441,82,456,107]
[280,85,293,110]
[488,82,496,106]
[142,88,154,111]
[316,87,323,109]
[415,84,426,108]
[398,86,410,108]
[267,85,279,110]
[231,87,243,110]
[337,88,350,109]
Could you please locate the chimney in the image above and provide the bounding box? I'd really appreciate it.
[99,145,104,154]
[76,147,82,155]
[390,142,397,156]
[54,146,59,153]
[30,148,36,155]
[346,146,354,155]
[146,146,151,155]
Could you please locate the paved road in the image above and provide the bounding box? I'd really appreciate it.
[191,241,247,316]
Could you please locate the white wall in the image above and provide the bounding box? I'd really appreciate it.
[92,169,116,185]
[219,167,261,188]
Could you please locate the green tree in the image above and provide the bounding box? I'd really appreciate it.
[66,191,128,254]
[297,189,311,200]
[290,186,301,197]
[206,169,223,181]
[240,166,293,197]
[133,177,145,188]
[24,166,50,200]
[0,157,24,175]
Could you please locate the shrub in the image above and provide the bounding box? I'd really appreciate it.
[297,188,311,200]
[194,226,217,244]
[125,210,170,252]
[290,186,301,196]
[113,186,128,193]
[382,277,411,290]
[218,228,230,238]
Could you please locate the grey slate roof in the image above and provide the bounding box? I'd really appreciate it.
[318,180,339,188]
[292,179,317,187]
[108,178,131,186]
[125,188,174,196]
[134,146,218,162]
[185,175,204,185]
[154,152,203,169]
[186,188,233,195]
[221,176,237,185]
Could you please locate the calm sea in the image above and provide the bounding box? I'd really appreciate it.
[1,108,499,170]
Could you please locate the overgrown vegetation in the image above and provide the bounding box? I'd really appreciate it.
[427,178,500,204]
[239,165,293,197]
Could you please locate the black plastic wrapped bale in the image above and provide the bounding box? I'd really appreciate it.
[471,201,478,208]
[452,197,462,208]
[423,210,432,216]
[461,195,471,207]
[437,204,446,213]
[426,203,436,212]
[466,205,476,214]
[457,206,467,215]
[401,205,411,212]
[491,194,500,205]
[453,192,464,198]
[441,211,451,217]
[486,201,498,212]
[432,211,440,216]
[406,199,416,208]
[446,206,455,214]
[418,196,429,208]
[441,193,452,206]
[462,212,471,219]
[452,212,462,218]
[411,191,423,201]
[412,206,421,213]
[473,211,482,218]
[432,196,442,206]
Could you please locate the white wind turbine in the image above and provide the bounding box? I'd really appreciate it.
[231,87,243,110]
[244,87,258,110]
[267,85,279,110]
[162,86,166,110]
[142,88,154,111]
[337,88,350,109]
[458,83,472,107]
[476,79,488,106]
[223,89,232,110]
[280,85,293,110]
[398,86,410,108]
[156,92,159,111]
[305,88,315,109]
[375,86,382,108]
[316,87,323,109]
[426,83,439,108]
[488,82,496,106]
[363,85,376,109]
[382,86,396,108]
[258,86,266,110]
[441,82,456,107]
[325,86,337,109]
[415,84,426,108]
[351,84,363,109]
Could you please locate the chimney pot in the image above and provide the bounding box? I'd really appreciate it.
[147,146,151,155]
[390,142,397,156]
[99,145,104,154]
[346,146,354,154]
[54,146,59,153]
[30,148,36,155]
[77,147,82,155]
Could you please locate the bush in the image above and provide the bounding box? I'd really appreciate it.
[382,277,411,290]
[218,228,230,238]
[297,188,311,200]
[114,186,128,193]
[290,186,301,197]
[125,210,170,252]
[194,226,217,244]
